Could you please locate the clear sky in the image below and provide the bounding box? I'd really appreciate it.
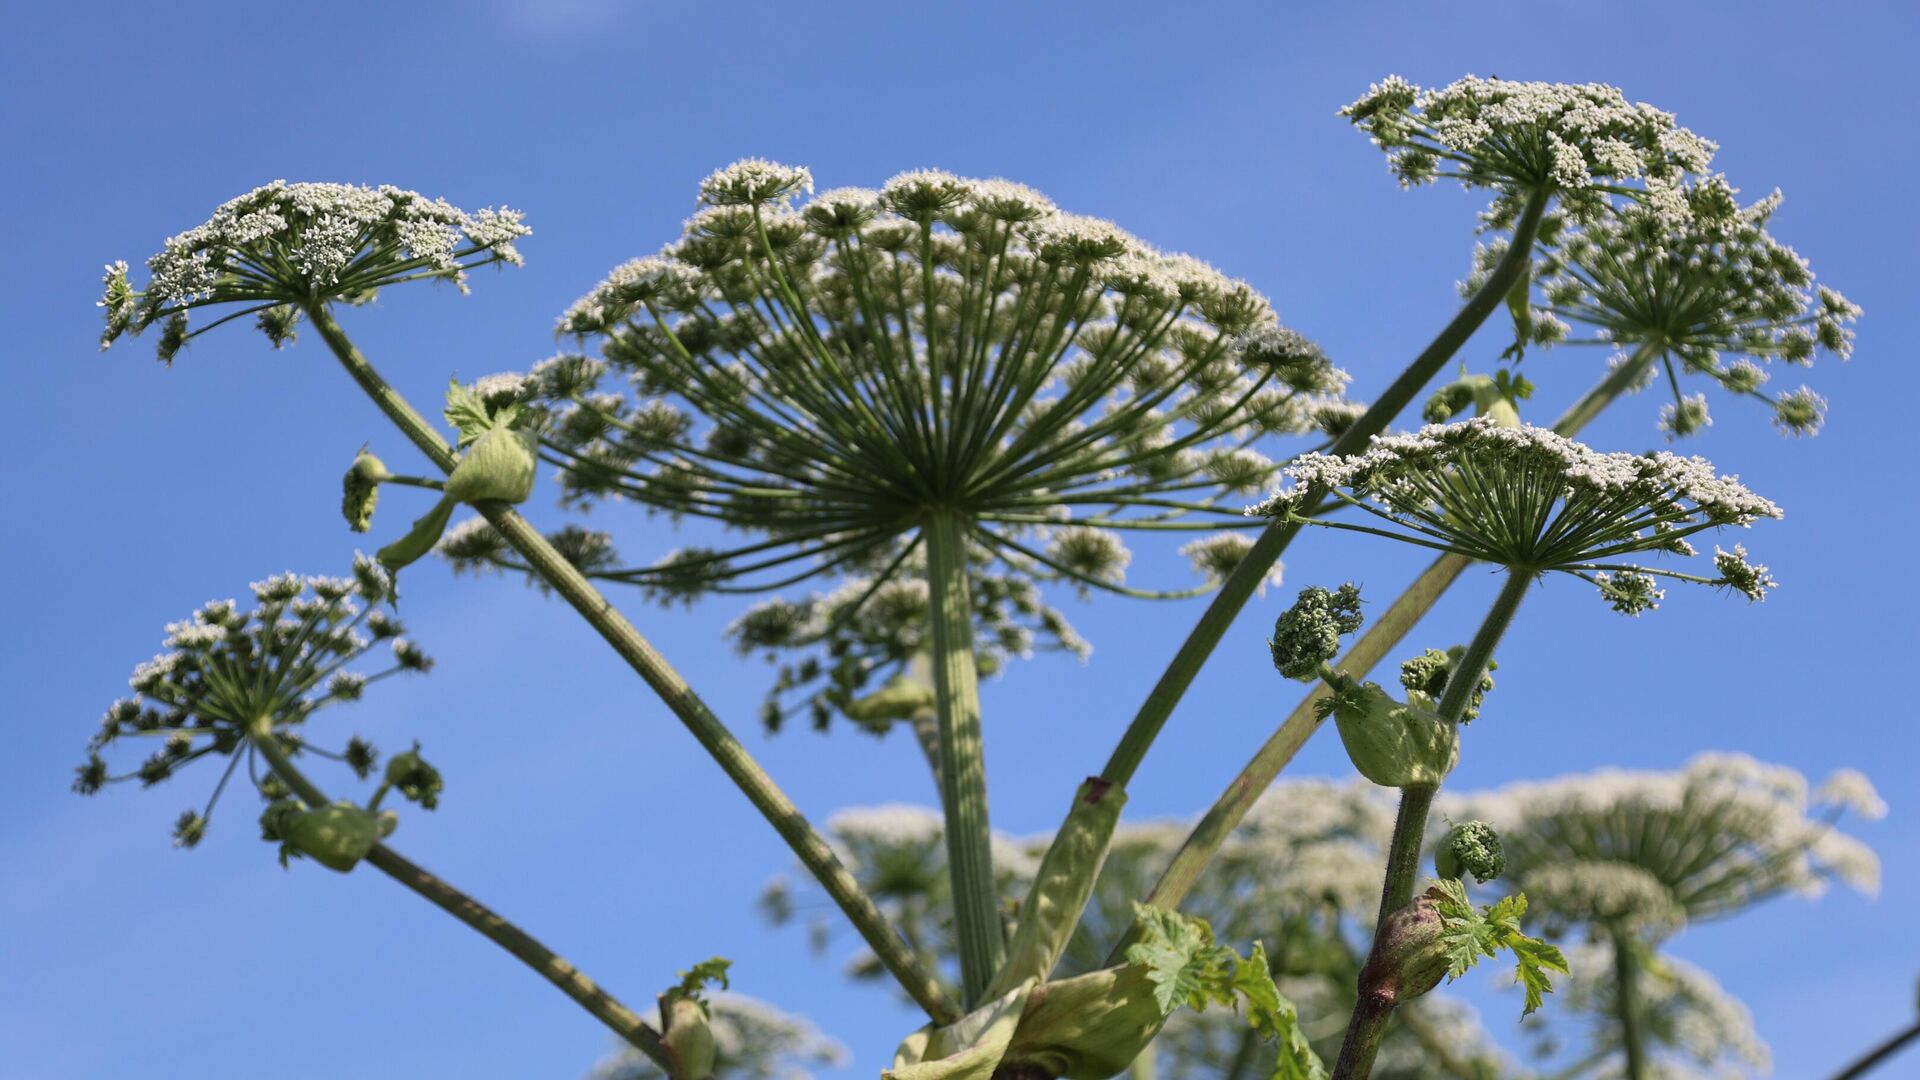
[5,2,1917,1077]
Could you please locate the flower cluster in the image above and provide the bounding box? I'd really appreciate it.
[522,159,1353,617]
[1447,753,1883,930]
[1249,418,1781,609]
[1525,176,1860,437]
[71,557,439,857]
[1341,75,1717,224]
[99,181,529,361]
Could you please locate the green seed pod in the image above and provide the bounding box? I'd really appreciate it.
[1318,681,1458,789]
[279,800,381,873]
[342,448,390,533]
[986,778,1128,1001]
[1435,820,1504,883]
[1357,889,1451,1007]
[660,994,717,1080]
[842,673,936,727]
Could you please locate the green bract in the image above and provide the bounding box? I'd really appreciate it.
[1315,680,1458,790]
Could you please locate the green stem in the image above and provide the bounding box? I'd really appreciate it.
[1373,784,1439,936]
[1336,570,1531,1080]
[925,507,1004,1006]
[1095,185,1550,790]
[303,304,960,1025]
[244,720,669,1066]
[1105,341,1663,963]
[1827,1020,1920,1080]
[1612,929,1648,1080]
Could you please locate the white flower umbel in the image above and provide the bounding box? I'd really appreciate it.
[72,555,428,852]
[1248,418,1781,610]
[537,159,1352,608]
[100,182,529,361]
[1341,75,1717,225]
[1528,175,1860,436]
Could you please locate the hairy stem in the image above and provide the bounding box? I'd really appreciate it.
[1107,340,1662,962]
[1093,185,1549,790]
[925,507,1004,1005]
[303,304,959,1024]
[1827,1020,1920,1080]
[245,720,669,1065]
[1612,929,1648,1080]
[1335,569,1531,1080]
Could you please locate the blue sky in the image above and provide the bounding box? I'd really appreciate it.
[5,2,1917,1076]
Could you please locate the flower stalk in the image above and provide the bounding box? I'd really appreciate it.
[304,303,961,1024]
[923,507,1004,1003]
[243,715,671,1067]
[1611,929,1649,1080]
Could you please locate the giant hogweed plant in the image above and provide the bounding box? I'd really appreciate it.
[79,74,1884,1080]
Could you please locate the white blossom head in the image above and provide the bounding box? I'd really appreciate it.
[100,182,529,362]
[1341,75,1717,224]
[72,559,436,855]
[522,160,1352,692]
[1529,176,1860,436]
[1248,418,1780,610]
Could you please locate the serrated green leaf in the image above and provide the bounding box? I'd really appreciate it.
[1508,936,1568,1016]
[444,379,494,446]
[663,956,732,1015]
[1124,903,1234,1013]
[1234,944,1327,1080]
[1430,881,1567,1018]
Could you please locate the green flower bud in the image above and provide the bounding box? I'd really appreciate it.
[277,800,382,873]
[385,742,442,810]
[1435,821,1504,883]
[1269,583,1364,680]
[1398,646,1495,722]
[1357,890,1450,1007]
[1317,681,1457,789]
[342,449,390,533]
[660,995,716,1080]
[444,424,538,505]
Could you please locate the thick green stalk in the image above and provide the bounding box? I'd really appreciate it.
[1612,929,1648,1080]
[1106,341,1665,962]
[924,507,1004,1005]
[245,719,669,1065]
[1096,185,1550,789]
[1827,1021,1920,1080]
[303,305,960,1025]
[1335,569,1531,1080]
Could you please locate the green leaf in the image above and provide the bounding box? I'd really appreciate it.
[1125,908,1325,1080]
[444,379,494,446]
[1235,944,1328,1080]
[1123,903,1234,1013]
[662,956,732,1015]
[1428,880,1567,1017]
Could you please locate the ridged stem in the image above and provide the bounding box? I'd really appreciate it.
[924,507,1004,1005]
[245,719,669,1065]
[1612,929,1648,1080]
[303,304,959,1024]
